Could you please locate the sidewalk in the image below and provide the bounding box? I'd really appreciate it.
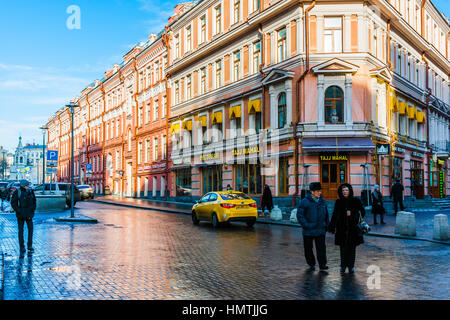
[93,196,450,245]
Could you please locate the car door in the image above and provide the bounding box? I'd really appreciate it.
[196,194,211,219]
[204,193,219,221]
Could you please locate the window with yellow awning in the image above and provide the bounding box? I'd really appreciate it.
[171,123,180,134]
[229,105,242,119]
[198,115,207,127]
[416,111,425,123]
[212,111,223,124]
[248,99,262,114]
[390,96,398,112]
[182,120,192,131]
[398,102,407,115]
[407,106,417,119]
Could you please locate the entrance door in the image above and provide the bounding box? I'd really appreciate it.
[411,169,424,199]
[126,162,132,197]
[321,161,347,200]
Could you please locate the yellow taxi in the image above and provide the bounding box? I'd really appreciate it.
[192,191,258,228]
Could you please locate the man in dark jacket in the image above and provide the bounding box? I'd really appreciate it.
[11,180,36,256]
[297,182,329,271]
[390,180,405,215]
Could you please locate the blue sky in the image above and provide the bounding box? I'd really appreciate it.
[0,0,449,153]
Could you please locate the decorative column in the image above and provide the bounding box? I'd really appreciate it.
[317,74,325,127]
[345,73,353,127]
[285,79,293,127]
[269,85,277,129]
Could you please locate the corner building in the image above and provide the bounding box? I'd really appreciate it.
[167,0,450,204]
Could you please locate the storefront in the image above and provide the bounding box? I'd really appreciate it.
[410,153,424,199]
[319,153,348,200]
[429,157,446,198]
[173,166,192,197]
[201,165,223,194]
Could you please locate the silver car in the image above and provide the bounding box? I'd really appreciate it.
[77,185,94,200]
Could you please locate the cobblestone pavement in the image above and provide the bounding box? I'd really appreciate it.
[0,201,449,300]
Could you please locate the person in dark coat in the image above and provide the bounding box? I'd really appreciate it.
[11,180,36,257]
[261,184,273,215]
[390,180,405,215]
[328,183,365,274]
[371,185,385,225]
[297,182,329,271]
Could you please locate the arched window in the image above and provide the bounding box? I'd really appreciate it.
[325,86,344,123]
[278,92,287,128]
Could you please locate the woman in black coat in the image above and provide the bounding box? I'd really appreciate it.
[371,185,385,225]
[328,183,365,274]
[260,184,273,215]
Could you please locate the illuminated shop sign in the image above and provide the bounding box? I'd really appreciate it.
[233,146,260,156]
[320,154,348,161]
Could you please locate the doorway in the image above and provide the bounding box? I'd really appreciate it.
[320,161,347,200]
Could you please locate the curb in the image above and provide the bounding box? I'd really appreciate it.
[92,199,450,246]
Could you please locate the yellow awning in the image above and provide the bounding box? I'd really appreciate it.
[229,105,241,119]
[182,120,192,131]
[398,102,407,115]
[390,96,398,112]
[198,115,207,127]
[212,111,223,124]
[407,106,417,119]
[248,99,262,113]
[416,111,425,123]
[171,123,180,134]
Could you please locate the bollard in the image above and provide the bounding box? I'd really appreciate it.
[290,208,298,223]
[394,211,416,236]
[270,205,282,221]
[433,214,450,240]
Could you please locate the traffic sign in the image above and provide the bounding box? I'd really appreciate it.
[85,164,92,172]
[47,150,59,161]
[47,162,57,168]
[376,144,390,155]
[46,168,57,174]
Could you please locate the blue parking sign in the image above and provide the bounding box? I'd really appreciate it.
[47,150,58,161]
[85,163,92,172]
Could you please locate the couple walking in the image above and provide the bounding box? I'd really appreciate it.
[296,182,365,274]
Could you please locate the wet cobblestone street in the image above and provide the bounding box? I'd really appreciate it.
[0,202,449,300]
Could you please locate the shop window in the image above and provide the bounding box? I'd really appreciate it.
[278,158,289,195]
[176,168,192,197]
[255,112,262,134]
[393,157,403,182]
[278,92,287,128]
[325,86,344,124]
[235,163,262,195]
[202,166,223,194]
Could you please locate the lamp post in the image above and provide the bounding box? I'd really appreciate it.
[67,104,79,218]
[39,126,48,188]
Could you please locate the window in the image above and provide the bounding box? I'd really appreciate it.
[234,50,241,81]
[155,61,160,82]
[234,0,240,24]
[200,15,207,43]
[277,28,287,62]
[138,107,143,126]
[186,75,192,100]
[215,5,222,34]
[154,99,159,121]
[235,163,262,195]
[278,93,287,128]
[115,151,120,170]
[116,119,120,137]
[147,102,151,123]
[162,135,167,159]
[324,17,342,53]
[175,81,180,104]
[175,34,180,58]
[325,86,344,124]
[153,137,158,160]
[128,129,132,152]
[202,166,223,194]
[145,140,150,163]
[139,72,144,91]
[216,60,222,88]
[397,47,402,74]
[253,41,261,73]
[162,96,167,118]
[253,0,260,12]
[176,168,192,197]
[278,158,289,195]
[201,68,207,94]
[138,142,142,164]
[184,25,191,52]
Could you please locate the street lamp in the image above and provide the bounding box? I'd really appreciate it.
[39,126,48,188]
[66,103,79,218]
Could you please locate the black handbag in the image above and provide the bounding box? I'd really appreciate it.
[357,211,370,235]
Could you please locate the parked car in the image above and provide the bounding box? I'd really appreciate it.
[0,182,9,200]
[34,183,81,206]
[192,191,258,228]
[77,185,94,200]
[6,182,21,201]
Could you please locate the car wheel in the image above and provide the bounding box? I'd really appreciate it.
[192,211,200,225]
[246,220,256,228]
[211,213,220,228]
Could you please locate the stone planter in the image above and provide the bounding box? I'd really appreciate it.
[270,205,282,221]
[394,211,416,236]
[290,208,298,223]
[36,194,66,213]
[433,214,450,240]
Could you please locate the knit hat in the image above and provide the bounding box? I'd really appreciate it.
[374,185,380,190]
[20,180,30,187]
[309,182,322,191]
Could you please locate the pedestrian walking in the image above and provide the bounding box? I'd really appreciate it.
[260,184,273,216]
[371,185,385,225]
[10,180,36,257]
[297,182,329,271]
[390,179,405,215]
[328,183,366,274]
[226,184,233,191]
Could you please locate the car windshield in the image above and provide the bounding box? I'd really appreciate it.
[78,186,88,189]
[220,193,251,200]
[58,184,68,191]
